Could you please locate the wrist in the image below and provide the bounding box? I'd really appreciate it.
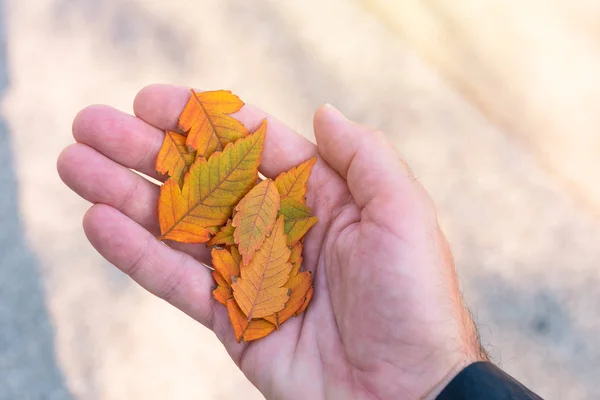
[422,309,489,399]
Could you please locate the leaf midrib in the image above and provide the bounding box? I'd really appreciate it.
[167,131,193,167]
[245,181,275,246]
[196,97,219,156]
[280,163,308,199]
[246,221,281,319]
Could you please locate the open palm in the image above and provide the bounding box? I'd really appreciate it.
[58,85,484,400]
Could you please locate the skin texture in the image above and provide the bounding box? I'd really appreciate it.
[57,84,486,400]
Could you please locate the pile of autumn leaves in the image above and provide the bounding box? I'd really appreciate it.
[154,90,317,342]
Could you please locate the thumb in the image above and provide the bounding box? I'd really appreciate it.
[313,105,432,215]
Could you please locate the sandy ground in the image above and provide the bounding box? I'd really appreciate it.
[0,1,599,399]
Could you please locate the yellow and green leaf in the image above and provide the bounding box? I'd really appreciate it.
[158,124,265,243]
[278,197,318,246]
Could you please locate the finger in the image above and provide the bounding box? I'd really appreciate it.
[314,105,431,211]
[58,143,161,234]
[83,204,216,329]
[57,143,211,263]
[72,105,166,181]
[133,84,317,178]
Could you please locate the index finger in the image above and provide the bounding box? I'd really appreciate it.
[133,84,318,178]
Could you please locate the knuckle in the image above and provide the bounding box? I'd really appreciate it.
[134,137,157,171]
[126,235,153,278]
[157,254,187,302]
[118,177,140,213]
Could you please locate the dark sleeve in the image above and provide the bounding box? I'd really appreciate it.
[436,362,543,399]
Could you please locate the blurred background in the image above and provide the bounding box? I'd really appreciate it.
[1,0,599,398]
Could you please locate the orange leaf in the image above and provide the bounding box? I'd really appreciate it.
[264,271,312,327]
[226,299,276,342]
[206,225,220,235]
[289,242,303,276]
[213,269,229,287]
[213,286,231,305]
[279,197,318,246]
[207,219,235,246]
[230,246,242,267]
[158,126,265,242]
[242,319,276,342]
[179,90,248,158]
[155,131,196,186]
[211,248,240,285]
[232,216,292,319]
[274,157,316,203]
[212,271,232,305]
[233,179,281,265]
[295,285,313,316]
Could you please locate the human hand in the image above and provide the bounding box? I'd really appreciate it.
[58,84,486,400]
